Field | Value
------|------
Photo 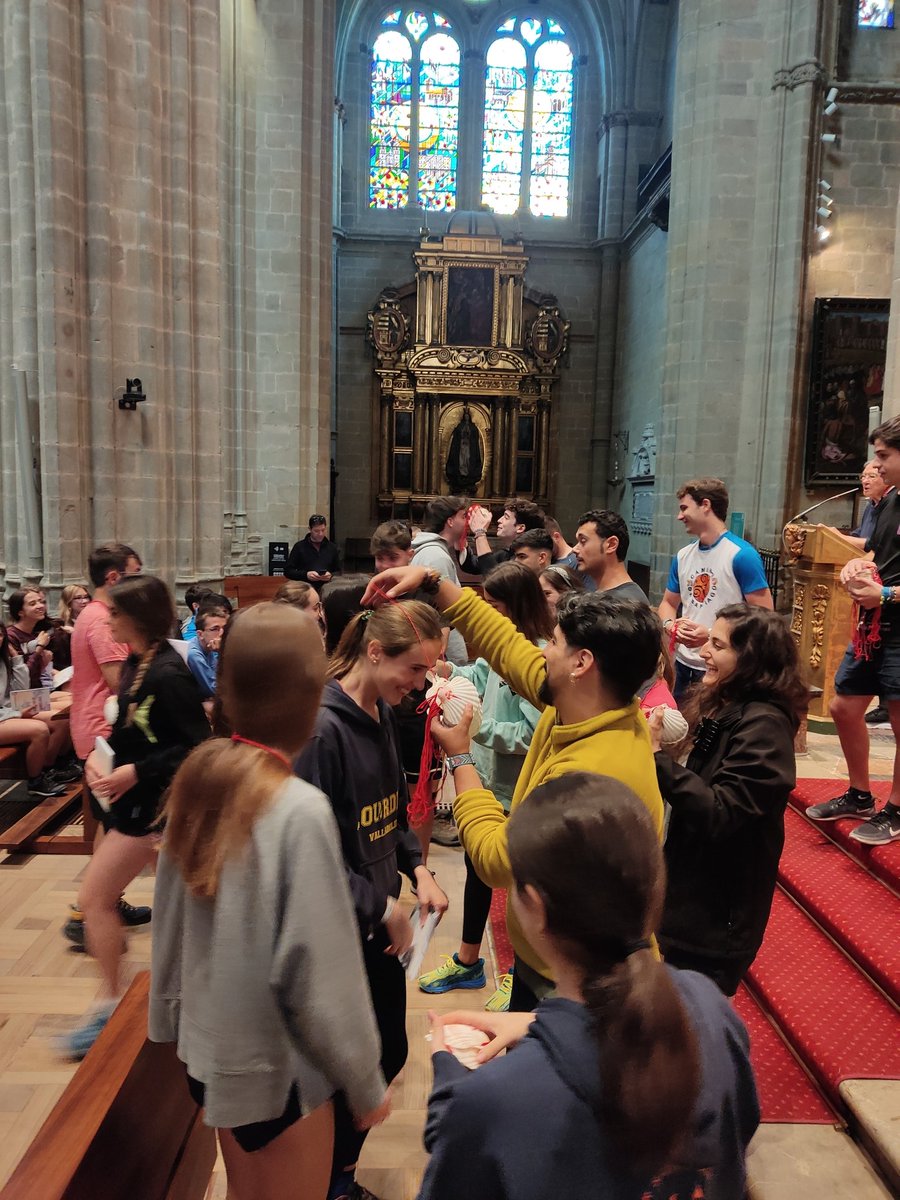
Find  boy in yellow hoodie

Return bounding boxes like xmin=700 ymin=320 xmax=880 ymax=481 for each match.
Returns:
xmin=363 ymin=565 xmax=664 ymax=1011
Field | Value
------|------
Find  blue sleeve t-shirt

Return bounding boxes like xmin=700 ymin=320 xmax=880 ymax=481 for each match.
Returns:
xmin=667 ymin=533 xmax=770 ymax=669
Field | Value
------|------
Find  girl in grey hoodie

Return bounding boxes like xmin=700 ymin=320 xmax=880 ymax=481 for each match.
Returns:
xmin=151 ymin=604 xmax=390 ymax=1200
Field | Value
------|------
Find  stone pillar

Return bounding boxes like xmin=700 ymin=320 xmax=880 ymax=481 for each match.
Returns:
xmin=653 ymin=0 xmax=824 ymax=592
xmin=0 ymin=0 xmax=225 ymax=589
xmin=220 ymin=0 xmax=335 ymax=569
xmin=884 ymin=188 xmax=900 ymax=418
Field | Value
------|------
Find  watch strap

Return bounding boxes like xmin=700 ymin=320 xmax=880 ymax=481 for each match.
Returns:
xmin=445 ymin=752 xmax=476 ymax=771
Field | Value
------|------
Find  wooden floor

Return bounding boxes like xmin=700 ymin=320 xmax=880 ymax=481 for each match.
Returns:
xmin=0 ymin=833 xmax=489 ymax=1200
xmin=0 ymin=729 xmax=893 ymax=1199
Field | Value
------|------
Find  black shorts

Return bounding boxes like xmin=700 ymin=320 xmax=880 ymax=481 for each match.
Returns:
xmin=88 ymin=790 xmax=160 ymax=839
xmin=186 ymin=1074 xmax=302 ymax=1153
xmin=834 ymin=626 xmax=900 ymax=701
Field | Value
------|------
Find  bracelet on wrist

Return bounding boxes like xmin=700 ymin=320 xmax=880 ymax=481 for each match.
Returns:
xmin=445 ymin=752 xmax=476 ymax=771
xmin=882 ymin=586 xmax=894 ymax=606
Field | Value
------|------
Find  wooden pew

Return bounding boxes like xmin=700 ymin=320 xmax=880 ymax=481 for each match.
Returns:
xmin=222 ymin=575 xmax=285 ymax=608
xmin=0 ymin=972 xmax=215 ymax=1200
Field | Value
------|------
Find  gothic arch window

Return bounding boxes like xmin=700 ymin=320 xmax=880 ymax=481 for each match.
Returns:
xmin=482 ymin=16 xmax=574 ymax=218
xmin=369 ymin=9 xmax=460 ymax=211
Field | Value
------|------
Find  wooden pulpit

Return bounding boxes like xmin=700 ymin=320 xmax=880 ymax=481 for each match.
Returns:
xmin=786 ymin=524 xmax=857 ymax=721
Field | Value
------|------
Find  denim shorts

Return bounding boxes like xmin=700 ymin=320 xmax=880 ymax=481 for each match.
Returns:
xmin=834 ymin=625 xmax=900 ymax=700
xmin=186 ymin=1074 xmax=302 ymax=1152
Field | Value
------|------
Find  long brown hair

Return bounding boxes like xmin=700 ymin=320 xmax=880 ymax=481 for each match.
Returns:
xmin=328 ymin=600 xmax=443 ymax=680
xmin=163 ymin=603 xmax=327 ymax=897
xmin=507 ymin=772 xmax=700 ymax=1178
xmin=109 ymin=575 xmax=177 ymax=726
xmin=682 ymin=603 xmax=807 ymax=735
xmin=483 ymin=561 xmax=553 ymax=644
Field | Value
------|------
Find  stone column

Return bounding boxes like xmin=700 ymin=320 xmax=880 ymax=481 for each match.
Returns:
xmin=884 ymin=188 xmax=900 ymax=418
xmin=221 ymin=0 xmax=335 ymax=568
xmin=0 ymin=0 xmax=225 ymax=589
xmin=653 ymin=0 xmax=824 ymax=592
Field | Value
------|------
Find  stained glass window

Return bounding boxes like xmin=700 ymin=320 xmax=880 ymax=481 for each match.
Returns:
xmin=858 ymin=0 xmax=894 ymax=25
xmin=370 ymin=10 xmax=459 ymax=210
xmin=481 ymin=16 xmax=574 ymax=219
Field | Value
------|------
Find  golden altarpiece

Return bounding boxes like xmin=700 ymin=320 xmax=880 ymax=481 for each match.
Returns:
xmin=366 ymin=222 xmax=569 ymax=523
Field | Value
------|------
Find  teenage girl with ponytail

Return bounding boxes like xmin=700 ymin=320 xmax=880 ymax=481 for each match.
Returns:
xmin=419 ymin=772 xmax=759 ymax=1200
xmin=63 ymin=575 xmax=210 ymax=1057
xmin=151 ymin=603 xmax=389 ymax=1200
xmin=419 ymin=562 xmax=551 ymax=1008
xmin=295 ymin=601 xmax=450 ymax=1200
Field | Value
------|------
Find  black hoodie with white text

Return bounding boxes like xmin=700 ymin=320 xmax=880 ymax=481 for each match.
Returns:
xmin=295 ymin=678 xmax=424 ymax=935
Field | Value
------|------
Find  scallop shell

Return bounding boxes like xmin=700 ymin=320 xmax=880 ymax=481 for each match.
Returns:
xmin=659 ymin=706 xmax=689 ymax=745
xmin=425 ymin=673 xmax=483 ymax=741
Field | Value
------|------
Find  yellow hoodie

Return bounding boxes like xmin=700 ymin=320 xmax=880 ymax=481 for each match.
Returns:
xmin=443 ymin=588 xmax=664 ymax=979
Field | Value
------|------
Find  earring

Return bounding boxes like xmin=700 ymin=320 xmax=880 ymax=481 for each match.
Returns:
xmin=569 ymin=671 xmax=577 ymax=683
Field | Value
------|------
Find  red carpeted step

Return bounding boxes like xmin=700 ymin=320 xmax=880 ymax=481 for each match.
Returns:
xmin=746 ymin=888 xmax=900 ymax=1114
xmin=779 ymin=806 xmax=900 ymax=1006
xmin=789 ymin=781 xmax=900 ymax=895
xmin=732 ymin=986 xmax=836 ymax=1124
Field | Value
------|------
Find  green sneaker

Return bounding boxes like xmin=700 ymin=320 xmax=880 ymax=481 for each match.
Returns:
xmin=419 ymin=954 xmax=486 ymax=994
xmin=485 ymin=972 xmax=513 ymax=1012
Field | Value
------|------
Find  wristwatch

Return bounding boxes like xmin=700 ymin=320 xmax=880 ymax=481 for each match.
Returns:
xmin=445 ymin=752 xmax=476 ymax=771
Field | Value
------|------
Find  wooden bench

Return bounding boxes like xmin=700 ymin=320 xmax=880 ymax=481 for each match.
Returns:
xmin=0 ymin=972 xmax=215 ymax=1200
xmin=223 ymin=575 xmax=285 ymax=608
xmin=0 ymin=745 xmax=24 ymax=779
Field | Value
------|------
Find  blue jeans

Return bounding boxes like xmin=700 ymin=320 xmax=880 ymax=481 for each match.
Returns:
xmin=674 ymin=660 xmax=706 ymax=704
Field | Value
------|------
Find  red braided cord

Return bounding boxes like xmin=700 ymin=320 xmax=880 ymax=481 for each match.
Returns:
xmin=851 ymin=569 xmax=883 ymax=662
xmin=408 ymin=693 xmax=443 ymax=828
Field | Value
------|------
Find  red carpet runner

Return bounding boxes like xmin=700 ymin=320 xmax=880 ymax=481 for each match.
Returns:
xmin=486 ymin=784 xmax=900 ymax=1124
xmin=789 ymin=779 xmax=900 ymax=895
xmin=732 ymin=987 xmax=834 ymax=1123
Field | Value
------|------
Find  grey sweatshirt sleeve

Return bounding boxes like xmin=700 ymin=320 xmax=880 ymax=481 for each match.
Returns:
xmin=271 ymin=792 xmax=386 ymax=1119
xmin=148 ymin=850 xmax=185 ymax=1044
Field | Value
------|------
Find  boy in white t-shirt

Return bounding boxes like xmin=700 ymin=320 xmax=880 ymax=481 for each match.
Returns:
xmin=658 ymin=478 xmax=773 ymax=701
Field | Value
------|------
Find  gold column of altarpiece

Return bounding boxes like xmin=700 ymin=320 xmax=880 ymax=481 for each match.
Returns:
xmin=366 ymin=227 xmax=569 ymax=523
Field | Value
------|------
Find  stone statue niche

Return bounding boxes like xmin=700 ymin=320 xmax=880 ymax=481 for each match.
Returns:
xmin=445 ymin=403 xmax=485 ymax=492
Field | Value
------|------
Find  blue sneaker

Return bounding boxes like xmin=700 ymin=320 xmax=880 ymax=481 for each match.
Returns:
xmin=419 ymin=954 xmax=486 ymax=994
xmin=60 ymin=1009 xmax=111 ymax=1060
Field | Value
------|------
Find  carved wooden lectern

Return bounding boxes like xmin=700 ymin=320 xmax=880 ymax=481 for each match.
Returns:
xmin=785 ymin=523 xmax=857 ymax=720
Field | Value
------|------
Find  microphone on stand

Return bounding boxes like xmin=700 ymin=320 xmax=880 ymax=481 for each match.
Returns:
xmin=781 ymin=486 xmax=859 ymax=553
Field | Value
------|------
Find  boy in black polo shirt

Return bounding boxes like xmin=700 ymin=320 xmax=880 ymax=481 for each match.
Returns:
xmin=808 ymin=416 xmax=900 ymax=844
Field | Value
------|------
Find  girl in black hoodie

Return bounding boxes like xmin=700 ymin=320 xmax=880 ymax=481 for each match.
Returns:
xmin=650 ymin=603 xmax=807 ymax=995
xmin=296 ymin=600 xmax=450 ymax=1200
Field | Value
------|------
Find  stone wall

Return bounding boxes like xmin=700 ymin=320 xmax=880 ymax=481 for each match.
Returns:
xmin=797 ymin=96 xmax=900 ymax=527
xmin=610 ymin=225 xmax=669 ymax=570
